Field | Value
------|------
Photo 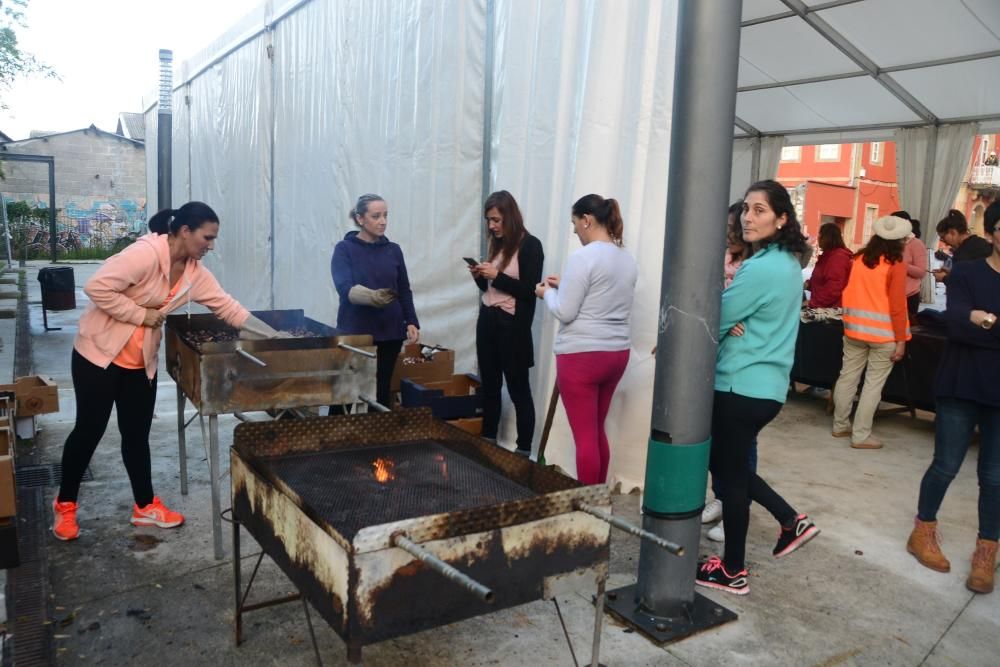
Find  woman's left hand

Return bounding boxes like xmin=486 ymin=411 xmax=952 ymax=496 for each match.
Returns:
xmin=477 ymin=262 xmax=498 ymax=280
xmin=535 ymin=282 xmax=548 ymax=299
xmin=728 ymin=322 xmax=746 ymax=337
xmin=406 ymin=324 xmax=420 ymax=345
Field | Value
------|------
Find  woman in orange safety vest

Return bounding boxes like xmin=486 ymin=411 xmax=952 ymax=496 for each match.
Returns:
xmin=831 ymin=215 xmax=912 ymax=449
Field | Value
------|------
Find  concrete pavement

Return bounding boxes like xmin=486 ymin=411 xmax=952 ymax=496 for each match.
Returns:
xmin=18 ymin=260 xmax=1000 ymax=666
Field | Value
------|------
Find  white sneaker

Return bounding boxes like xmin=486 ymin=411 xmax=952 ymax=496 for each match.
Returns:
xmin=701 ymin=498 xmax=723 ymax=524
xmin=708 ymin=521 xmax=725 ymax=543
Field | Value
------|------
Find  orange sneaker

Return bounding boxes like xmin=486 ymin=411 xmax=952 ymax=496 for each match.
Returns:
xmin=53 ymin=498 xmax=80 ymax=541
xmin=131 ymin=496 xmax=185 ymax=528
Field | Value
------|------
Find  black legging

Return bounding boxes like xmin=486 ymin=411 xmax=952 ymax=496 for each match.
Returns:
xmin=476 ymin=306 xmax=535 ymax=451
xmin=58 ymin=350 xmax=157 ymax=507
xmin=709 ymin=390 xmax=798 ymax=572
xmin=375 ymin=339 xmax=404 ymax=408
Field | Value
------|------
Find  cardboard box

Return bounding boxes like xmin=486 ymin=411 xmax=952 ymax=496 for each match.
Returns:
xmin=401 ymin=374 xmax=482 ymax=420
xmin=446 ymin=417 xmax=483 ymax=436
xmin=0 ymin=376 xmax=59 ymax=417
xmin=0 ymin=455 xmax=15 ymax=518
xmin=390 ymin=344 xmax=455 ymax=392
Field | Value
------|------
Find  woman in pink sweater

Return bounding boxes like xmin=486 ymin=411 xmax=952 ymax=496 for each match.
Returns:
xmin=52 ymin=202 xmax=281 ymax=542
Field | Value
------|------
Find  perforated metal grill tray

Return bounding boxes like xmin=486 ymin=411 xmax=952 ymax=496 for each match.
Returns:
xmin=260 ymin=440 xmax=536 ymax=540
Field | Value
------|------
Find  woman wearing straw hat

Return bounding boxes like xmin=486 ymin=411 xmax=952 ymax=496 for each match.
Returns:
xmin=831 ymin=215 xmax=912 ymax=449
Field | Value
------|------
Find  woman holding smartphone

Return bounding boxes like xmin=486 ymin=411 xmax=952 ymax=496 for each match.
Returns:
xmin=469 ymin=191 xmax=544 ymax=456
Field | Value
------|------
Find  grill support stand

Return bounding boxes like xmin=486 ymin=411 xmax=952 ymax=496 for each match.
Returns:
xmin=176 ymin=384 xmax=226 ymax=559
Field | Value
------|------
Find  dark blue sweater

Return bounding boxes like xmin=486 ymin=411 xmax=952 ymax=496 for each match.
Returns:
xmin=936 ymin=259 xmax=1000 ymax=407
xmin=331 ymin=231 xmax=419 ymax=342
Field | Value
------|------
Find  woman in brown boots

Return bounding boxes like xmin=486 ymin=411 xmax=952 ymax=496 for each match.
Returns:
xmin=908 ymin=201 xmax=1000 ymax=594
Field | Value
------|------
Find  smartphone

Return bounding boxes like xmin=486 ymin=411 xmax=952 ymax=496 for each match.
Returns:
xmin=463 ymin=257 xmax=479 ymax=267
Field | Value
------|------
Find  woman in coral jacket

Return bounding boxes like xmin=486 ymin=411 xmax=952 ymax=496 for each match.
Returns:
xmin=52 ymin=202 xmax=283 ymax=542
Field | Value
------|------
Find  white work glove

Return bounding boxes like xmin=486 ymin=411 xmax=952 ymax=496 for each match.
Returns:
xmin=240 ymin=314 xmax=293 ymax=340
xmin=348 ymin=285 xmax=397 ymax=308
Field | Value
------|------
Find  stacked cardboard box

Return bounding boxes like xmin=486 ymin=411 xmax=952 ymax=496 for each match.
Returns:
xmin=0 ymin=375 xmax=59 ymax=439
xmin=390 ymin=344 xmax=455 ymax=392
xmin=0 ymin=395 xmax=18 ymax=568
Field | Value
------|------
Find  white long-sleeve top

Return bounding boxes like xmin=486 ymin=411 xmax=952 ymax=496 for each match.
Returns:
xmin=543 ymin=241 xmax=637 ymax=355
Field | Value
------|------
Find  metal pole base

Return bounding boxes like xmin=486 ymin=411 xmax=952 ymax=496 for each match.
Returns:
xmin=604 ymin=585 xmax=736 ymax=644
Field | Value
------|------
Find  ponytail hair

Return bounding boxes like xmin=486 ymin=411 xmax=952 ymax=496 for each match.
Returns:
xmin=935 ymin=209 xmax=969 ymax=236
xmin=349 ymin=193 xmax=385 ymax=226
xmin=148 ymin=201 xmax=220 ymax=235
xmin=572 ymin=194 xmax=625 ymax=246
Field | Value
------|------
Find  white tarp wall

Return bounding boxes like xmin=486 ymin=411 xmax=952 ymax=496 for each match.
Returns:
xmin=144 ymin=0 xmax=682 ymax=488
xmin=490 ymin=0 xmax=678 ymax=489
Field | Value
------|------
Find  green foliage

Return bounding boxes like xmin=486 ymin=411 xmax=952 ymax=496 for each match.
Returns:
xmin=0 ymin=0 xmax=56 ymax=112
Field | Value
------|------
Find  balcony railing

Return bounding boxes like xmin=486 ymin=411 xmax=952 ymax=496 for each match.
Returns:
xmin=970 ymin=165 xmax=1000 ymax=188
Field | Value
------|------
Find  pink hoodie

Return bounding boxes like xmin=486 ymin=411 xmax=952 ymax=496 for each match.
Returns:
xmin=74 ymin=233 xmax=250 ymax=379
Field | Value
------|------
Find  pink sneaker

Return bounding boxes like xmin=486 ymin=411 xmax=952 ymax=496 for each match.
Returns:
xmin=130 ymin=496 xmax=184 ymax=528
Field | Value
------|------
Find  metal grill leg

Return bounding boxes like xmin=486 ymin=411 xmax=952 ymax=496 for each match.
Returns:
xmin=209 ymin=414 xmax=224 ymax=560
xmin=177 ymin=385 xmax=188 ymax=495
xmin=233 ymin=512 xmax=243 ymax=646
xmin=590 ymin=571 xmax=607 ymax=667
xmin=302 ymin=598 xmax=323 ymax=667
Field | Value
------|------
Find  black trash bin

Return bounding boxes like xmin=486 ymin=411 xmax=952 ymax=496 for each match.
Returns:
xmin=38 ymin=266 xmax=76 ymax=331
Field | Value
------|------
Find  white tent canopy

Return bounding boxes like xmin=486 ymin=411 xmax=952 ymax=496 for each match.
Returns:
xmin=143 ymin=0 xmax=1000 ymax=491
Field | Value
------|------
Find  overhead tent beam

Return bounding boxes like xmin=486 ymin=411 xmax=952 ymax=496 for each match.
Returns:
xmin=738 ymin=49 xmax=1000 ymax=94
xmin=741 ymin=0 xmax=863 ymax=27
xmin=734 ymin=116 xmax=760 ymax=137
xmin=745 ymin=112 xmax=1000 ymax=141
xmin=779 ymin=0 xmax=936 ymax=124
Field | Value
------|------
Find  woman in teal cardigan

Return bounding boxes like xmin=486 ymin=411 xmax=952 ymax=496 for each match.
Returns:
xmin=696 ymin=180 xmax=820 ymax=596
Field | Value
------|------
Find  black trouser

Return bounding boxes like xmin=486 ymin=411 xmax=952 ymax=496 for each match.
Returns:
xmin=477 ymin=306 xmax=535 ymax=451
xmin=58 ymin=350 xmax=157 ymax=507
xmin=709 ymin=390 xmax=797 ymax=572
xmin=907 ymin=292 xmax=920 ymax=318
xmin=375 ymin=339 xmax=404 ymax=409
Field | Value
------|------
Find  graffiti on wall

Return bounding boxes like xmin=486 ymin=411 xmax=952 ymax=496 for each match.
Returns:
xmin=1 ymin=194 xmax=147 ymax=258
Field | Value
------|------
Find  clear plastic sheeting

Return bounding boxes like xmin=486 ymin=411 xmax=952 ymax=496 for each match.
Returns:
xmin=489 ymin=0 xmax=678 ymax=488
xmin=270 ymin=0 xmax=485 ymax=344
xmin=185 ymin=36 xmax=273 ymax=310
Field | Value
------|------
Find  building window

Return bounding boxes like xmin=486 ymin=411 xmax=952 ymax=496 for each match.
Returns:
xmin=781 ymin=146 xmax=801 ymax=162
xmin=863 ymin=204 xmax=878 ymax=243
xmin=979 ymin=137 xmax=991 ymax=165
xmin=870 ymin=142 xmax=883 ymax=165
xmin=817 ymin=144 xmax=841 ymax=161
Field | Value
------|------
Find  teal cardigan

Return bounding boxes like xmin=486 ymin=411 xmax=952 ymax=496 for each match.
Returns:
xmin=715 ymin=244 xmax=803 ymax=403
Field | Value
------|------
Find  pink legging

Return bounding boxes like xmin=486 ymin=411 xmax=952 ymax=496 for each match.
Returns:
xmin=556 ymin=350 xmax=630 ymax=485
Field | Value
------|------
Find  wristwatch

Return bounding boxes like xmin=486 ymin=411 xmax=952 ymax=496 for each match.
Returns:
xmin=982 ymin=313 xmax=997 ymax=330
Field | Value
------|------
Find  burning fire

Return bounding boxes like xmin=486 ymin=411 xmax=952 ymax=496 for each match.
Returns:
xmin=372 ymin=457 xmax=396 ymax=483
xmin=434 ymin=453 xmax=448 ymax=481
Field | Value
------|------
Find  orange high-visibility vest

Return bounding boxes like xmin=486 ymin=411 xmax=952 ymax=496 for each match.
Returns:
xmin=841 ymin=256 xmax=911 ymax=343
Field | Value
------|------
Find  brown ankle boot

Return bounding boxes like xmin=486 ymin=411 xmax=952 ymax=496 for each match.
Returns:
xmin=966 ymin=538 xmax=998 ymax=594
xmin=906 ymin=518 xmax=950 ymax=572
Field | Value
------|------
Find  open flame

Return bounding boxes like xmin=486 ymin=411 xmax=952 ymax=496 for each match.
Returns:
xmin=372 ymin=457 xmax=396 ymax=484
xmin=434 ymin=453 xmax=449 ymax=481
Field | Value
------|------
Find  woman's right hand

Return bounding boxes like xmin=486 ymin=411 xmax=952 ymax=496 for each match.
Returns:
xmin=728 ymin=322 xmax=746 ymax=337
xmin=545 ymin=275 xmax=560 ymax=289
xmin=142 ymin=308 xmax=165 ymax=328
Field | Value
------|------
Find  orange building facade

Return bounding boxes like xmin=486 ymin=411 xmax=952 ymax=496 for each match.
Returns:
xmin=956 ymin=133 xmax=999 ymax=237
xmin=776 ymin=141 xmax=902 ymax=249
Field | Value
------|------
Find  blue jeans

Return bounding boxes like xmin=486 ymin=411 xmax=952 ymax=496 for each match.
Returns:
xmin=917 ymin=397 xmax=1000 ymax=540
xmin=711 ymin=438 xmax=758 ymax=500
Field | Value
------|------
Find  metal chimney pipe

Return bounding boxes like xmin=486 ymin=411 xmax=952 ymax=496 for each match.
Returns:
xmin=157 ymin=49 xmax=173 ymax=212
